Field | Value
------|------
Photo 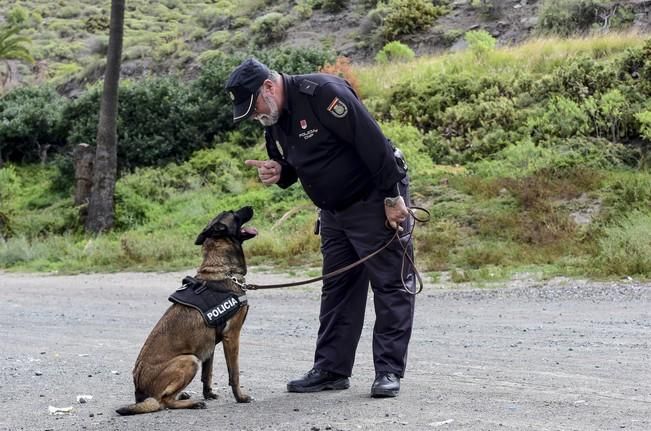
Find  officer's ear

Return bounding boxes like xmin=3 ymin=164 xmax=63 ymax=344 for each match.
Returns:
xmin=260 ymin=79 xmax=274 ymax=95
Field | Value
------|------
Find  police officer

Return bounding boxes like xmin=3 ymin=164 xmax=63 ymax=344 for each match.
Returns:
xmin=225 ymin=58 xmax=416 ymax=398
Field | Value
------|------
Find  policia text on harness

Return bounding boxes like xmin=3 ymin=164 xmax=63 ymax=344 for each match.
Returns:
xmin=169 ymin=276 xmax=248 ymax=328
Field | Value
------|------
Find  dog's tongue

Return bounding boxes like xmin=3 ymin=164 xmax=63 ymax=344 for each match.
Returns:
xmin=241 ymin=226 xmax=258 ymax=236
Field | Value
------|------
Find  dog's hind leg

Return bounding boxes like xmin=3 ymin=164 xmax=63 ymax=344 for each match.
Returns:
xmin=201 ymin=353 xmax=218 ymax=400
xmin=223 ymin=310 xmax=251 ymax=403
xmin=159 ymin=355 xmax=207 ymax=410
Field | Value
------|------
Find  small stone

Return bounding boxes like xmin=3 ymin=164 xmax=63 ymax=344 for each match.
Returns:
xmin=35 ymin=371 xmax=43 ymax=376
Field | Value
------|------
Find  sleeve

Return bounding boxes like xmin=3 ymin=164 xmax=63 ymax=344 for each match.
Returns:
xmin=311 ymin=81 xmax=405 ymax=197
xmin=264 ymin=128 xmax=298 ymax=189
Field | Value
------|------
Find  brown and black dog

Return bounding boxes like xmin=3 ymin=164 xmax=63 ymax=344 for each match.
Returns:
xmin=116 ymin=206 xmax=257 ymax=415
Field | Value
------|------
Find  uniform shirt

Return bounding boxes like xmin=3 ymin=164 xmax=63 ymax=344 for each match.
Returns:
xmin=264 ymin=73 xmax=405 ymax=211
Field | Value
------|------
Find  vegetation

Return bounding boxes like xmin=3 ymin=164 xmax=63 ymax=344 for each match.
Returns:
xmin=0 ymin=0 xmax=649 ymax=281
xmin=375 ymin=41 xmax=415 ymax=64
xmin=1 ymin=33 xmax=650 ymax=280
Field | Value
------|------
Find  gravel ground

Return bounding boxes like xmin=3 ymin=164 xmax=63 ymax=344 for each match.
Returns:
xmin=0 ymin=270 xmax=650 ymax=431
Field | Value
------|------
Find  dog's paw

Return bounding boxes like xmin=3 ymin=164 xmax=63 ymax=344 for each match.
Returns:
xmin=203 ymin=391 xmax=218 ymax=400
xmin=178 ymin=392 xmax=191 ymax=400
xmin=191 ymin=401 xmax=207 ymax=409
xmin=236 ymin=394 xmax=252 ymax=403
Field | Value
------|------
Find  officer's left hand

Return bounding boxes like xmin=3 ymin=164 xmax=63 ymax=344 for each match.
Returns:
xmin=385 ymin=196 xmax=409 ymax=232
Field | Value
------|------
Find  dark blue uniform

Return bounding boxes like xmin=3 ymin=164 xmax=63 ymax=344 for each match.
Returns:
xmin=264 ymin=73 xmax=416 ymax=378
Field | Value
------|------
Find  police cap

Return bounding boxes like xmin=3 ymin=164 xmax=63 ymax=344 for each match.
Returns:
xmin=225 ymin=58 xmax=270 ymax=123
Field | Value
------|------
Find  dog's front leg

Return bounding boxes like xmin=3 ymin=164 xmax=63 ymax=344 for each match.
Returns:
xmin=201 ymin=353 xmax=218 ymax=400
xmin=223 ymin=327 xmax=251 ymax=402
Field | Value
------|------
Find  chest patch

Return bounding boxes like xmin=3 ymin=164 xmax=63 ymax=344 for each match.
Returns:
xmin=169 ymin=276 xmax=247 ymax=328
xmin=327 ymin=97 xmax=348 ymax=118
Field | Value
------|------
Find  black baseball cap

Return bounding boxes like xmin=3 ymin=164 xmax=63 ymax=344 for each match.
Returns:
xmin=225 ymin=58 xmax=271 ymax=123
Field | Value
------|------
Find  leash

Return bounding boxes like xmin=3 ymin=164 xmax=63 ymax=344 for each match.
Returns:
xmin=230 ymin=206 xmax=430 ymax=295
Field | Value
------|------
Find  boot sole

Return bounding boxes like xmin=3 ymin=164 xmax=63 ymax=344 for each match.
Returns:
xmin=371 ymin=388 xmax=399 ymax=398
xmin=287 ymin=378 xmax=350 ymax=393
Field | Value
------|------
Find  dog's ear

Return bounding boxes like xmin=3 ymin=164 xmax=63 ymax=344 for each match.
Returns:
xmin=194 ymin=222 xmax=228 ymax=245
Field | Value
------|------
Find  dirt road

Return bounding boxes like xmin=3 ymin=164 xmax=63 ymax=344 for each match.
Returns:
xmin=0 ymin=270 xmax=649 ymax=430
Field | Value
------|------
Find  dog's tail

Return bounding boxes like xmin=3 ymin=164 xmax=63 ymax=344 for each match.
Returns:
xmin=115 ymin=397 xmax=161 ymax=415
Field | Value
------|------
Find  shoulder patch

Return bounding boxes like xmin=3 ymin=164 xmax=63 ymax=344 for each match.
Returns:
xmin=299 ymin=79 xmax=319 ymax=96
xmin=327 ymin=97 xmax=348 ymax=118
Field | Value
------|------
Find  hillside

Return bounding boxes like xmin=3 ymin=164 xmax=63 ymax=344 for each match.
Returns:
xmin=2 ymin=0 xmax=651 ymax=93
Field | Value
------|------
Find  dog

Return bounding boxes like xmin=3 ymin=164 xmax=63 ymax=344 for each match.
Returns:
xmin=116 ymin=206 xmax=257 ymax=415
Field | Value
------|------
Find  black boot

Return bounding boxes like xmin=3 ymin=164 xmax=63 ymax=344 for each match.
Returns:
xmin=371 ymin=372 xmax=400 ymax=398
xmin=287 ymin=368 xmax=350 ymax=393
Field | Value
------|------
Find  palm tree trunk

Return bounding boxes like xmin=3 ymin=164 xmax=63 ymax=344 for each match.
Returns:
xmin=85 ymin=0 xmax=125 ymax=233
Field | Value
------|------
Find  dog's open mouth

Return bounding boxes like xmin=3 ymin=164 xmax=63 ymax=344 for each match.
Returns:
xmin=240 ymin=226 xmax=258 ymax=241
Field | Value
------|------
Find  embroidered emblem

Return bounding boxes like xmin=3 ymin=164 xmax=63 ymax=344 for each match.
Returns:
xmin=327 ymin=97 xmax=348 ymax=118
xmin=229 ymin=91 xmax=235 ymax=101
xmin=300 ymin=119 xmax=307 ymax=129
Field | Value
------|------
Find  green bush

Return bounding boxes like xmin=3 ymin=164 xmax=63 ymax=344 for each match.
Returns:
xmin=293 ymin=0 xmax=314 ymax=19
xmin=527 ymin=96 xmax=590 ymax=141
xmin=593 ymin=211 xmax=651 ymax=277
xmin=465 ymin=30 xmax=496 ymax=58
xmin=533 ymin=56 xmax=617 ymax=102
xmin=380 ymin=121 xmax=434 ymax=194
xmin=601 ymin=171 xmax=651 ymax=215
xmin=61 ymin=78 xmax=205 ymax=170
xmin=382 ymin=0 xmax=446 ymax=40
xmin=375 ymin=41 xmax=415 ymax=64
xmin=323 ymin=0 xmax=347 ymax=13
xmin=537 ymin=0 xmax=607 ymax=36
xmin=251 ymin=12 xmax=291 ymax=46
xmin=7 ymin=5 xmax=30 ymax=26
xmin=0 ymin=86 xmax=66 ymax=164
xmin=469 ymin=138 xmax=627 ymax=178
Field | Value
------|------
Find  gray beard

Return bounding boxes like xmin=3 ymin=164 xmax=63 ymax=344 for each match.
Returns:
xmin=257 ymin=94 xmax=280 ymax=126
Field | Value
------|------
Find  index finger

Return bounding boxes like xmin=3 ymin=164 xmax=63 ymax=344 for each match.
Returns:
xmin=245 ymin=159 xmax=265 ymax=168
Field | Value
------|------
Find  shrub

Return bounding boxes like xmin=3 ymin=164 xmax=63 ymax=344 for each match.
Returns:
xmin=470 ymin=0 xmax=503 ymax=17
xmin=537 ymin=0 xmax=607 ymax=36
xmin=380 ymin=121 xmax=435 ymax=194
xmin=375 ymin=41 xmax=415 ymax=64
xmin=259 ymin=47 xmax=335 ymax=74
xmin=292 ymin=0 xmax=314 ymax=19
xmin=382 ymin=0 xmax=445 ymax=40
xmin=0 ymin=86 xmax=66 ymax=164
xmin=593 ymin=211 xmax=651 ymax=277
xmin=535 ymin=56 xmax=617 ymax=101
xmin=84 ymin=15 xmax=109 ymax=33
xmin=583 ymin=88 xmax=633 ymax=142
xmin=251 ymin=12 xmax=291 ymax=46
xmin=323 ymin=0 xmax=346 ymax=13
xmin=601 ymin=171 xmax=651 ymax=215
xmin=527 ymin=96 xmax=590 ymax=141
xmin=7 ymin=5 xmax=29 ymax=26
xmin=465 ymin=29 xmax=496 ymax=58
xmin=321 ymin=56 xmax=361 ymax=95
xmin=61 ymin=78 xmax=205 ymax=170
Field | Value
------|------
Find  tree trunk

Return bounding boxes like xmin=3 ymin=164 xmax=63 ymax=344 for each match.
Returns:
xmin=85 ymin=0 xmax=125 ymax=234
xmin=73 ymin=143 xmax=95 ymax=204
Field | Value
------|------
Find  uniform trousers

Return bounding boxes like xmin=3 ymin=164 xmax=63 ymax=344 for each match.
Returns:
xmin=313 ymin=178 xmax=416 ymax=377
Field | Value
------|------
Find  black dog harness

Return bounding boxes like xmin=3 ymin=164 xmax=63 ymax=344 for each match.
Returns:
xmin=169 ymin=276 xmax=248 ymax=328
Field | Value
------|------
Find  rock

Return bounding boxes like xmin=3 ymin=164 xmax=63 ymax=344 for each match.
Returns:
xmin=77 ymin=394 xmax=93 ymax=403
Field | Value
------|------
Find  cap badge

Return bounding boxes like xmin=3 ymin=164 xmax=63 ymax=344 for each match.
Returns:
xmin=229 ymin=91 xmax=235 ymax=101
xmin=327 ymin=97 xmax=348 ymax=118
xmin=300 ymin=119 xmax=307 ymax=129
